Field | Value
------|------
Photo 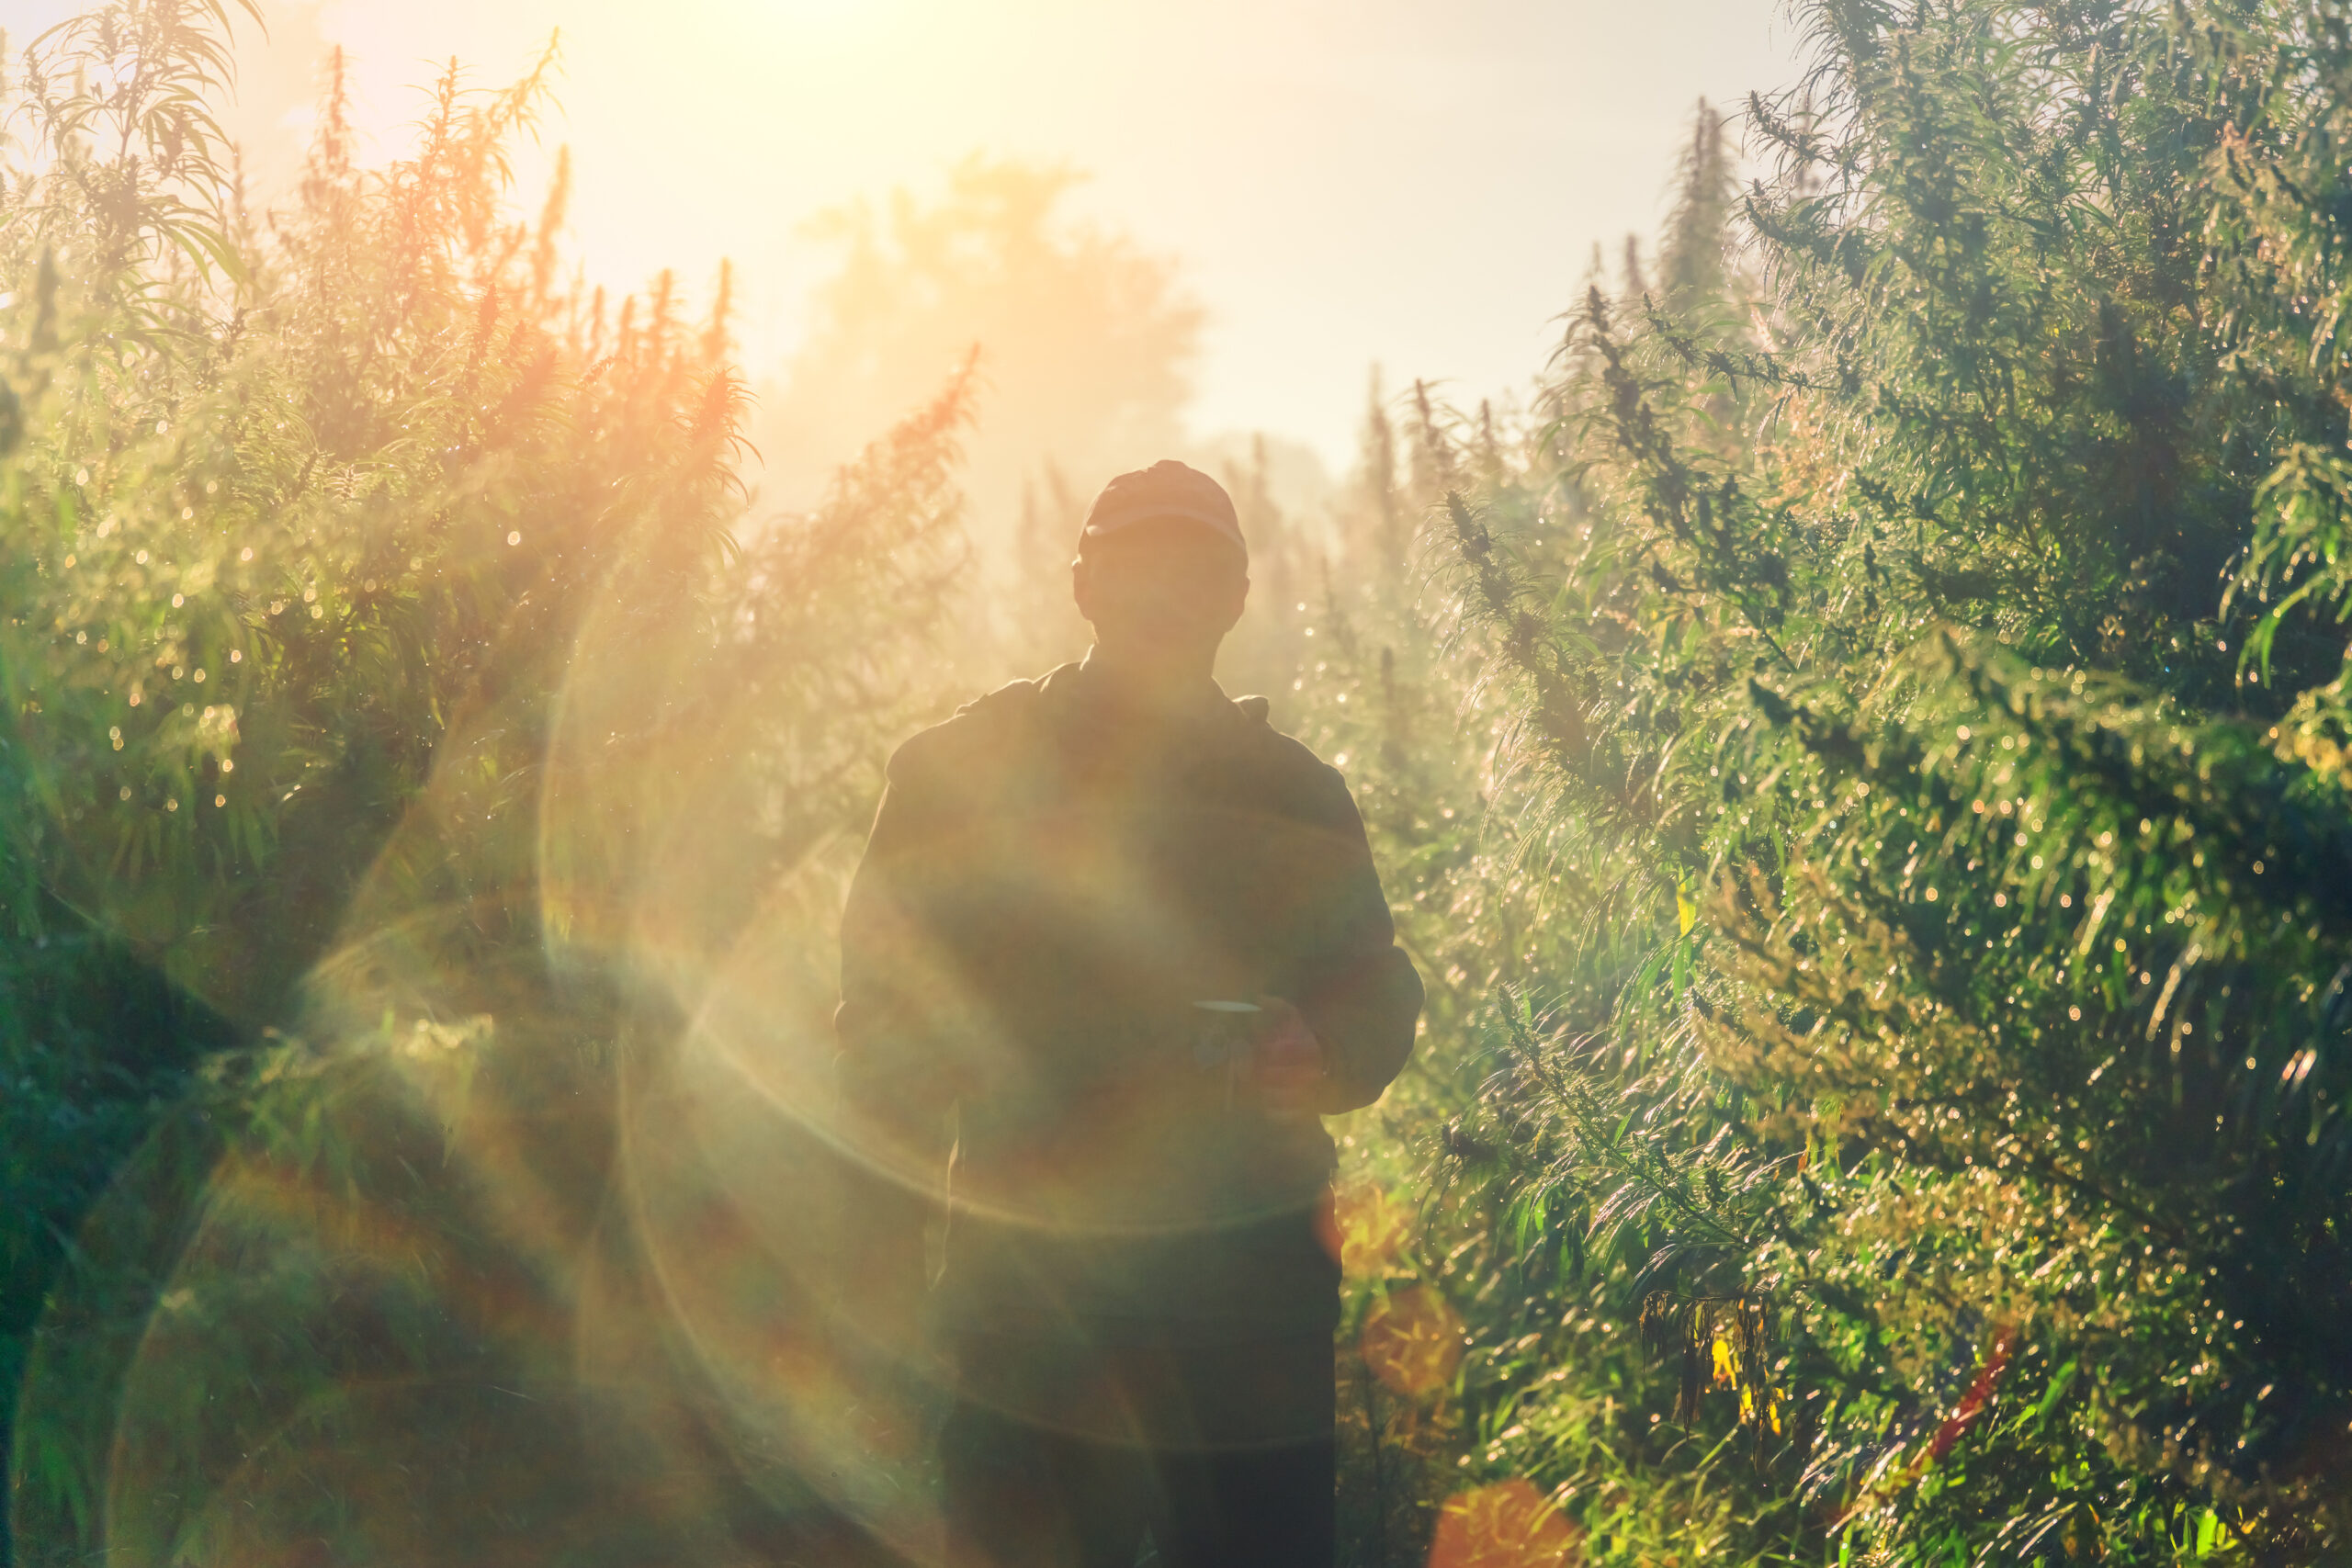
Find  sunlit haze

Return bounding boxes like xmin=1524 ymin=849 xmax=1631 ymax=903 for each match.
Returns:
xmin=9 ymin=0 xmax=1804 ymax=481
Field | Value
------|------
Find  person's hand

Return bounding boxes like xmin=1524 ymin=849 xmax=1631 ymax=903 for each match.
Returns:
xmin=1247 ymin=997 xmax=1327 ymax=1118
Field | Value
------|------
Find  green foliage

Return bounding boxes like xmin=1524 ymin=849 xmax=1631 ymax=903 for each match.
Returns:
xmin=1368 ymin=2 xmax=2352 ymax=1562
xmin=0 ymin=5 xmax=969 ymax=1562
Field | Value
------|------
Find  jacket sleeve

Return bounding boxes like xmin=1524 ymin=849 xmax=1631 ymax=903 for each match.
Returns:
xmin=1291 ymin=768 xmax=1425 ymax=1114
xmin=831 ymin=736 xmax=968 ymax=1341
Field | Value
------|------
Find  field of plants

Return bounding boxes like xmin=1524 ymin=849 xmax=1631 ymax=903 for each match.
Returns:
xmin=7 ymin=0 xmax=2352 ymax=1563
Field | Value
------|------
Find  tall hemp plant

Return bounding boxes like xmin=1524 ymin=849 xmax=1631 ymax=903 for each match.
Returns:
xmin=1 ymin=4 xmax=972 ymax=1563
xmin=1407 ymin=2 xmax=2352 ymax=1563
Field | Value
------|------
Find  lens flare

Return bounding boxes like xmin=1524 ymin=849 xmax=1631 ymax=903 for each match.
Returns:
xmin=1359 ymin=1285 xmax=1464 ymax=1401
xmin=1430 ymin=1478 xmax=1584 ymax=1568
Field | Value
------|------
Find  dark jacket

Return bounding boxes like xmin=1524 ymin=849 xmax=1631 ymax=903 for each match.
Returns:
xmin=833 ymin=658 xmax=1422 ymax=1343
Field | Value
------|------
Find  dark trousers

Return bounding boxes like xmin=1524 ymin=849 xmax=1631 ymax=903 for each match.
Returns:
xmin=939 ymin=1332 xmax=1335 ymax=1568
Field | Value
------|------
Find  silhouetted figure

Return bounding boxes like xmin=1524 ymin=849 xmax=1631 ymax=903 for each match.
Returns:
xmin=834 ymin=460 xmax=1422 ymax=1568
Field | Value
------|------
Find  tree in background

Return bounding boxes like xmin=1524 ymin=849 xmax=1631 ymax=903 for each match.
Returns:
xmin=756 ymin=152 xmax=1371 ymax=705
xmin=753 ymin=156 xmax=1200 ymax=539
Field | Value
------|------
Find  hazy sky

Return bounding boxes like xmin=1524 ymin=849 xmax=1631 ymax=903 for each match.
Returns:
xmin=8 ymin=0 xmax=1809 ymax=467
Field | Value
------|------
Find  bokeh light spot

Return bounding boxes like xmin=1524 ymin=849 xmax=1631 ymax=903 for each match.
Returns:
xmin=1361 ymin=1285 xmax=1464 ymax=1398
xmin=1430 ymin=1478 xmax=1583 ymax=1568
xmin=1335 ymin=1179 xmax=1413 ymax=1279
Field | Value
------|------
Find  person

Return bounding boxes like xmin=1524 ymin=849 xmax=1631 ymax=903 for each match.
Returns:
xmin=832 ymin=459 xmax=1423 ymax=1568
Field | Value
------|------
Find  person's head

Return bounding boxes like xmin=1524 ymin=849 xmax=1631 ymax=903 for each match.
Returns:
xmin=1071 ymin=460 xmax=1249 ymax=668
